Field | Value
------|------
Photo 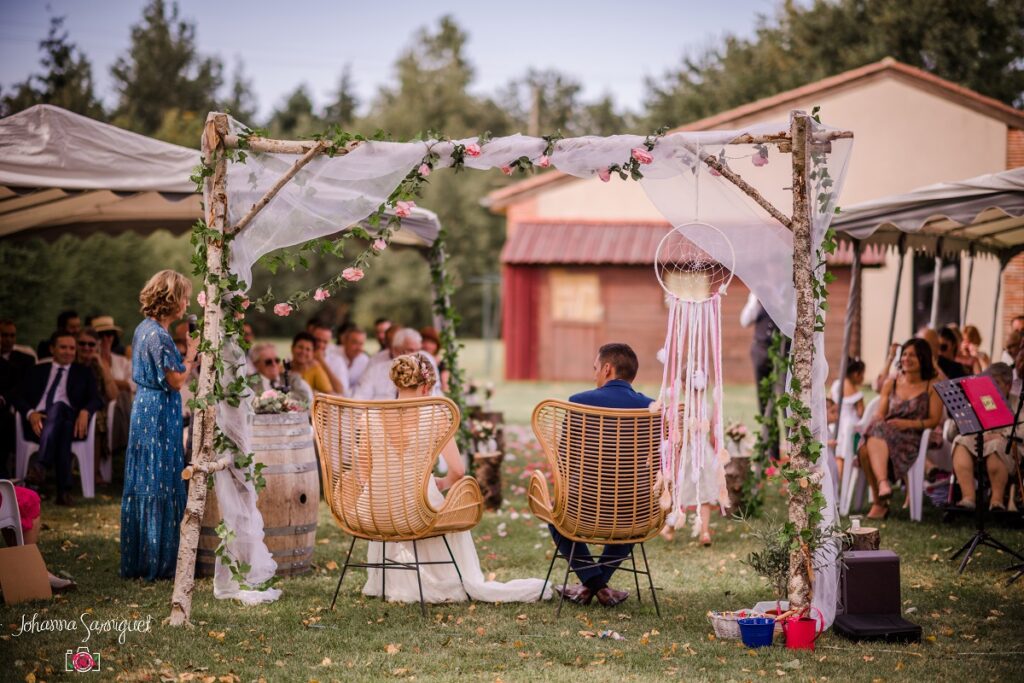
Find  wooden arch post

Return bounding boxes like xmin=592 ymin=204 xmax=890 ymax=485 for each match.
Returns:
xmin=169 ymin=112 xmax=229 ymax=626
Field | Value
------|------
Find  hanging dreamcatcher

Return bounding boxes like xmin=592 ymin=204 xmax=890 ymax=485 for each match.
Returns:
xmin=653 ymin=218 xmax=734 ymax=530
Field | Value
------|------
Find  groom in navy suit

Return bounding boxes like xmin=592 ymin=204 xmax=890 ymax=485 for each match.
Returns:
xmin=551 ymin=343 xmax=653 ymax=608
xmin=16 ymin=331 xmax=102 ymax=505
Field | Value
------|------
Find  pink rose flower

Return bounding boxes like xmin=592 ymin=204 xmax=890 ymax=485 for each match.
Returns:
xmin=631 ymin=147 xmax=654 ymax=165
xmin=465 ymin=143 xmax=482 ymax=157
xmin=233 ymin=311 xmax=244 ymax=320
xmin=313 ymin=288 xmax=330 ymax=302
xmin=709 ymin=166 xmax=722 ymax=177
xmin=765 ymin=465 xmax=778 ymax=477
xmin=597 ymin=167 xmax=611 ymax=182
xmin=342 ymin=267 xmax=364 ymax=282
xmin=752 ymin=150 xmax=769 ymax=167
xmin=373 ymin=238 xmax=388 ymax=251
xmin=273 ymin=303 xmax=293 ymax=317
xmin=501 ymin=165 xmax=513 ymax=176
xmin=394 ymin=200 xmax=416 ymax=218
xmin=537 ymin=155 xmax=551 ymax=168
xmin=197 ymin=291 xmax=207 ymax=307
xmin=418 ymin=163 xmax=431 ymax=177
xmin=239 ymin=297 xmax=250 ymax=310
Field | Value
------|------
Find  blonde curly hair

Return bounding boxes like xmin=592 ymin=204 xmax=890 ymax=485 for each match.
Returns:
xmin=389 ymin=353 xmax=437 ymax=390
xmin=139 ymin=270 xmax=192 ymax=320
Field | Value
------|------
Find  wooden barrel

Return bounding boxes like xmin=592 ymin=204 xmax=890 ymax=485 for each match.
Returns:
xmin=197 ymin=411 xmax=319 ymax=577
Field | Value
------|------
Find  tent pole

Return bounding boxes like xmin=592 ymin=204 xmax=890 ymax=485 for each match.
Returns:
xmin=830 ymin=240 xmax=861 ymax=455
xmin=929 ymin=245 xmax=943 ymax=329
xmin=961 ymin=247 xmax=975 ymax=327
xmin=990 ymin=258 xmax=1005 ymax=358
xmin=885 ymin=236 xmax=907 ymax=350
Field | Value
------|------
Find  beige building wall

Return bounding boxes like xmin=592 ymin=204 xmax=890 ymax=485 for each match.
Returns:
xmin=521 ymin=72 xmax=1010 ymax=377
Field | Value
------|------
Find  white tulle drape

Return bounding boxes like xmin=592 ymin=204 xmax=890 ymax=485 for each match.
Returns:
xmin=211 ymin=115 xmax=852 ymax=620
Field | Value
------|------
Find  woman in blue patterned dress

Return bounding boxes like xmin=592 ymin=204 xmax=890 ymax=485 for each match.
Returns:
xmin=120 ymin=270 xmax=199 ymax=580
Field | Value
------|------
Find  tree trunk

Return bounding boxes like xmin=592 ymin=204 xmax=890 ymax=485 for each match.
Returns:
xmin=848 ymin=527 xmax=881 ymax=552
xmin=786 ymin=112 xmax=816 ymax=613
xmin=168 ymin=112 xmax=229 ymax=627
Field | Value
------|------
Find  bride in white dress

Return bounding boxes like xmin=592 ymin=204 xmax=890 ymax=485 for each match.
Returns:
xmin=361 ymin=354 xmax=551 ymax=604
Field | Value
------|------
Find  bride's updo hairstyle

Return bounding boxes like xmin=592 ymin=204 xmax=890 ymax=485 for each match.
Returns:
xmin=390 ymin=353 xmax=437 ymax=390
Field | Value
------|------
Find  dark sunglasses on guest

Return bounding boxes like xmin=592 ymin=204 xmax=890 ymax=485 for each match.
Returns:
xmin=262 ymin=358 xmax=282 ymax=367
xmin=77 ymin=340 xmax=97 ymax=348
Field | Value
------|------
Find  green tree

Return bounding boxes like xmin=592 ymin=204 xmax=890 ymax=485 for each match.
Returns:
xmin=222 ymin=59 xmax=259 ymax=124
xmin=267 ymin=84 xmax=321 ymax=138
xmin=644 ymin=0 xmax=1024 ymax=128
xmin=500 ymin=68 xmax=581 ymax=135
xmin=0 ymin=16 xmax=103 ymax=117
xmin=110 ymin=0 xmax=222 ymax=137
xmin=323 ymin=64 xmax=359 ymax=128
xmin=354 ymin=16 xmax=513 ymax=336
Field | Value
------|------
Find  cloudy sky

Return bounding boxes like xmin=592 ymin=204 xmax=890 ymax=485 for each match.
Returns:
xmin=1 ymin=0 xmax=776 ymax=120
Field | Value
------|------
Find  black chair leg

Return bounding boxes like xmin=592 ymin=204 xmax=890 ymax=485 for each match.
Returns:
xmin=380 ymin=540 xmax=387 ymax=602
xmin=412 ymin=540 xmax=427 ymax=617
xmin=630 ymin=548 xmax=642 ymax=602
xmin=556 ymin=543 xmax=576 ymax=618
xmin=640 ymin=543 xmax=660 ymax=617
xmin=540 ymin=542 xmax=558 ymax=601
xmin=441 ymin=535 xmax=471 ymax=602
xmin=330 ymin=536 xmax=357 ymax=610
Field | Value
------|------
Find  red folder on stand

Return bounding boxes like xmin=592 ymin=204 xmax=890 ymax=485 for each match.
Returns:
xmin=959 ymin=376 xmax=1014 ymax=431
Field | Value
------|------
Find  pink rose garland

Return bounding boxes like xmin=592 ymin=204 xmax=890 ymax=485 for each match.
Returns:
xmin=343 ymin=267 xmax=364 ymax=282
xmin=273 ymin=303 xmax=293 ymax=317
xmin=631 ymin=147 xmax=653 ymax=165
xmin=394 ymin=200 xmax=416 ymax=218
xmin=313 ymin=288 xmax=330 ymax=302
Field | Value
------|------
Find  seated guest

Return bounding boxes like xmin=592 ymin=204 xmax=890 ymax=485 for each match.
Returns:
xmin=16 ymin=331 xmax=103 ymax=505
xmin=553 ymin=343 xmax=653 ymax=608
xmin=341 ymin=326 xmax=369 ymax=389
xmin=94 ymin=316 xmax=135 ymax=458
xmin=1 ymin=319 xmax=36 ymax=476
xmin=420 ymin=326 xmax=450 ymax=393
xmin=309 ymin=321 xmax=349 ymax=395
xmin=248 ymin=342 xmax=312 ymax=403
xmin=958 ymin=324 xmax=990 ymax=374
xmin=952 ymin=363 xmax=1018 ymax=510
xmin=76 ymin=328 xmax=118 ymax=482
xmin=0 ymin=484 xmax=76 ymax=592
xmin=936 ymin=327 xmax=967 ymax=379
xmin=1002 ymin=329 xmax=1022 ymax=396
xmin=830 ymin=358 xmax=865 ymax=479
xmin=36 ymin=310 xmax=82 ymax=360
xmin=355 ymin=328 xmax=439 ymax=400
xmin=374 ymin=317 xmax=393 ymax=353
xmin=858 ymin=338 xmax=942 ymax=520
xmin=289 ymin=332 xmax=333 ymax=395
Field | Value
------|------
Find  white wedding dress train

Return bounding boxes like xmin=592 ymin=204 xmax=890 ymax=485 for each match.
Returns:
xmin=361 ymin=480 xmax=552 ymax=603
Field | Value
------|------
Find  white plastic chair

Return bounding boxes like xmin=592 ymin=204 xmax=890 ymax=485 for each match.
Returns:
xmin=14 ymin=411 xmax=98 ymax=498
xmin=840 ymin=396 xmax=880 ymax=516
xmin=0 ymin=479 xmax=25 ymax=546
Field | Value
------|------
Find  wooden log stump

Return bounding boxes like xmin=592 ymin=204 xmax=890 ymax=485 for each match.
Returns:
xmin=848 ymin=526 xmax=881 ymax=552
xmin=469 ymin=410 xmax=504 ymax=510
xmin=723 ymin=455 xmax=750 ymax=515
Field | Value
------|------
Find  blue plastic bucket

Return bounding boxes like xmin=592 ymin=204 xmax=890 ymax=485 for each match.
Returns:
xmin=738 ymin=617 xmax=775 ymax=648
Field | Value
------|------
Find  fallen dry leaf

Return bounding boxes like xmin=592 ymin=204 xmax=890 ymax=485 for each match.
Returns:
xmin=385 ymin=644 xmax=401 ymax=655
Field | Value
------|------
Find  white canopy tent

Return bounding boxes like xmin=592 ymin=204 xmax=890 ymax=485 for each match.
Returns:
xmin=0 ymin=105 xmax=441 ymax=245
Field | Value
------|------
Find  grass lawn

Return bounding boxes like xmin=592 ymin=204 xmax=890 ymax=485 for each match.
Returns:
xmin=5 ymin=419 xmax=1024 ymax=682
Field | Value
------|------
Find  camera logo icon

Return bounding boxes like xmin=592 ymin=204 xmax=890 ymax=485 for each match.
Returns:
xmin=66 ymin=646 xmax=101 ymax=673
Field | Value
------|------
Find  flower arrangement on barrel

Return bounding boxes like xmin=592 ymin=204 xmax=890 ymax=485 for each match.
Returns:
xmin=252 ymin=389 xmax=308 ymax=414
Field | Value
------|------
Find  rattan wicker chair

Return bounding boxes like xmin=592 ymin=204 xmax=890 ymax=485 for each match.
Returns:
xmin=311 ymin=394 xmax=483 ymax=614
xmin=529 ymin=399 xmax=666 ymax=616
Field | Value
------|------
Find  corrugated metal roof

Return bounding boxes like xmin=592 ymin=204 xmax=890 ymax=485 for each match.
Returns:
xmin=501 ymin=221 xmax=884 ymax=266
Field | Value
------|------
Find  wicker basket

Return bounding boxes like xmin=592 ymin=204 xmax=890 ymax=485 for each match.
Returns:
xmin=708 ymin=610 xmax=763 ymax=639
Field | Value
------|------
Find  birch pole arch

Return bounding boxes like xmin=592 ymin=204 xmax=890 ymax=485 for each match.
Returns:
xmin=169 ymin=111 xmax=853 ymax=626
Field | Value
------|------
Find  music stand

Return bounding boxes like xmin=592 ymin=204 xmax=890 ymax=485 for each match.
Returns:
xmin=933 ymin=377 xmax=1024 ymax=574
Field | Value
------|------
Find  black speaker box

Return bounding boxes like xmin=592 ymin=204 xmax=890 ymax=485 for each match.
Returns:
xmin=840 ymin=550 xmax=901 ymax=615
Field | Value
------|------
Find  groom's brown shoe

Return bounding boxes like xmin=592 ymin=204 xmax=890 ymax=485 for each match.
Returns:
xmin=595 ymin=587 xmax=629 ymax=607
xmin=554 ymin=584 xmax=593 ymax=605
